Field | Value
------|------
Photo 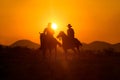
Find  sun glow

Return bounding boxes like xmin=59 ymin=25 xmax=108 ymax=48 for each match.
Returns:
xmin=52 ymin=23 xmax=57 ymax=30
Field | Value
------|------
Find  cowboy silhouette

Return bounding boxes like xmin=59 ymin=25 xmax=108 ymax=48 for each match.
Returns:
xmin=40 ymin=23 xmax=61 ymax=57
xmin=43 ymin=22 xmax=55 ymax=38
xmin=43 ymin=22 xmax=59 ymax=46
xmin=67 ymin=24 xmax=75 ymax=39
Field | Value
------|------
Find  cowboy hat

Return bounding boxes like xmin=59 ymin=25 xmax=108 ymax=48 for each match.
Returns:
xmin=67 ymin=24 xmax=72 ymax=27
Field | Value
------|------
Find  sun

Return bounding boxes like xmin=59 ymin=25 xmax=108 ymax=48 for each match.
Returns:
xmin=52 ymin=23 xmax=57 ymax=30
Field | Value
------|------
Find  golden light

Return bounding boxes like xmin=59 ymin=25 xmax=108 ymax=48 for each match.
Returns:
xmin=52 ymin=23 xmax=57 ymax=30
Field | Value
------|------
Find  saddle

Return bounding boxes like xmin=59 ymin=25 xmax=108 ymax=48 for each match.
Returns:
xmin=68 ymin=37 xmax=79 ymax=45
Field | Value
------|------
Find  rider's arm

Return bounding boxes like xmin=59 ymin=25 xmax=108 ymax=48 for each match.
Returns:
xmin=67 ymin=29 xmax=69 ymax=35
xmin=71 ymin=28 xmax=75 ymax=34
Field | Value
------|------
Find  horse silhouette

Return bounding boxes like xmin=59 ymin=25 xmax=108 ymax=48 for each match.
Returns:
xmin=57 ymin=31 xmax=82 ymax=53
xmin=39 ymin=32 xmax=61 ymax=59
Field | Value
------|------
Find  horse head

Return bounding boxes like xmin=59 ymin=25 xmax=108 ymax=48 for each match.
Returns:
xmin=39 ymin=33 xmax=46 ymax=43
xmin=57 ymin=31 xmax=66 ymax=39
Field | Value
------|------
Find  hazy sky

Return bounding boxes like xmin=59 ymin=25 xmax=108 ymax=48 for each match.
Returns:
xmin=0 ymin=0 xmax=120 ymax=45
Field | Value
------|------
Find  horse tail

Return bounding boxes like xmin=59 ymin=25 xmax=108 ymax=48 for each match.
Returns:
xmin=78 ymin=40 xmax=82 ymax=46
xmin=75 ymin=38 xmax=82 ymax=46
xmin=52 ymin=38 xmax=61 ymax=47
xmin=54 ymin=38 xmax=61 ymax=47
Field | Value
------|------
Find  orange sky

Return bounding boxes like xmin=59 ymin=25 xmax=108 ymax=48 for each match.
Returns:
xmin=0 ymin=0 xmax=120 ymax=45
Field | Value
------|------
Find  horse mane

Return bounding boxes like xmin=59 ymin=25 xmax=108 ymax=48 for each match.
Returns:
xmin=60 ymin=31 xmax=67 ymax=37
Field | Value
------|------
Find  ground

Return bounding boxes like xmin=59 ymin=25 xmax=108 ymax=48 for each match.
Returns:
xmin=0 ymin=47 xmax=120 ymax=80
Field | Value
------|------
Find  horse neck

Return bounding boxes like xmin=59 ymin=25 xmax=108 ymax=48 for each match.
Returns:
xmin=61 ymin=34 xmax=68 ymax=43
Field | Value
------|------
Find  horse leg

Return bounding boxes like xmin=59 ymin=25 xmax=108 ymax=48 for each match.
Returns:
xmin=48 ymin=49 xmax=52 ymax=61
xmin=42 ymin=49 xmax=46 ymax=60
xmin=54 ymin=47 xmax=57 ymax=61
xmin=64 ymin=48 xmax=68 ymax=60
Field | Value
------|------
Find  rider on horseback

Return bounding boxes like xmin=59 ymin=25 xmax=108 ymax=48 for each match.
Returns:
xmin=43 ymin=23 xmax=61 ymax=47
xmin=67 ymin=24 xmax=75 ymax=39
xmin=43 ymin=22 xmax=55 ymax=45
xmin=43 ymin=22 xmax=54 ymax=38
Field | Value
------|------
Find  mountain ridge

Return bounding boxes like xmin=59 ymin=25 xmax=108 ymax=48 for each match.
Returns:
xmin=10 ymin=40 xmax=40 ymax=49
xmin=9 ymin=39 xmax=120 ymax=52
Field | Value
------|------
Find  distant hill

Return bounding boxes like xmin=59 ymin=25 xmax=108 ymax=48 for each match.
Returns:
xmin=10 ymin=40 xmax=40 ymax=49
xmin=82 ymin=41 xmax=112 ymax=51
xmin=82 ymin=41 xmax=120 ymax=52
xmin=112 ymin=43 xmax=120 ymax=52
xmin=10 ymin=40 xmax=120 ymax=52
